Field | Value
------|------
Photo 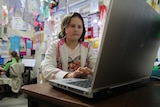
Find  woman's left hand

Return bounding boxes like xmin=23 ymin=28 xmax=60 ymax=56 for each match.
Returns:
xmin=64 ymin=67 xmax=93 ymax=78
xmin=78 ymin=67 xmax=93 ymax=76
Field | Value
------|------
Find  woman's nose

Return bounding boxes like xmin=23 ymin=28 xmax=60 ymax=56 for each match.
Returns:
xmin=74 ymin=26 xmax=79 ymax=31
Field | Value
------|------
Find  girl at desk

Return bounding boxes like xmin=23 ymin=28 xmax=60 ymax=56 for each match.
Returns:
xmin=0 ymin=51 xmax=21 ymax=77
xmin=41 ymin=12 xmax=97 ymax=81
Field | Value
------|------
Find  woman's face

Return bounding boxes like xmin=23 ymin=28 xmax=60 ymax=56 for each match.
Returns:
xmin=65 ymin=16 xmax=83 ymax=42
xmin=10 ymin=54 xmax=12 ymax=59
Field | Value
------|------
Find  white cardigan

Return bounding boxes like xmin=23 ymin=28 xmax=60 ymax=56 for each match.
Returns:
xmin=41 ymin=39 xmax=97 ymax=81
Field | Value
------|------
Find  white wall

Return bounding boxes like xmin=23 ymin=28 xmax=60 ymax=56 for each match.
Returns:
xmin=100 ymin=0 xmax=110 ymax=7
xmin=9 ymin=27 xmax=34 ymax=38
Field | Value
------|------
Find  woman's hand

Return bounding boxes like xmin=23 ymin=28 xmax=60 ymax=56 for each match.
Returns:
xmin=0 ymin=69 xmax=5 ymax=77
xmin=0 ymin=66 xmax=3 ymax=71
xmin=78 ymin=67 xmax=93 ymax=76
xmin=0 ymin=67 xmax=4 ymax=72
xmin=64 ymin=67 xmax=93 ymax=78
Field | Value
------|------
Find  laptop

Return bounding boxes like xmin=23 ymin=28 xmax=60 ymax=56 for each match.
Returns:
xmin=22 ymin=59 xmax=36 ymax=67
xmin=49 ymin=0 xmax=160 ymax=98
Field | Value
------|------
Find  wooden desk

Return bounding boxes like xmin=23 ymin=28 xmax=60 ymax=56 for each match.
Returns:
xmin=21 ymin=80 xmax=160 ymax=107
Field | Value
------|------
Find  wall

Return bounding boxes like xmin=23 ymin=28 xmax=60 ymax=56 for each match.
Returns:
xmin=32 ymin=31 xmax=46 ymax=79
xmin=9 ymin=27 xmax=34 ymax=38
xmin=101 ymin=0 xmax=110 ymax=7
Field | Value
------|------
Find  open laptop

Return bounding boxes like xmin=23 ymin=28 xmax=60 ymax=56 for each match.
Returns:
xmin=49 ymin=0 xmax=160 ymax=98
xmin=22 ymin=59 xmax=36 ymax=67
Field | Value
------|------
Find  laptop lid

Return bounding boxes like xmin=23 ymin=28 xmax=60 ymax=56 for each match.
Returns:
xmin=49 ymin=0 xmax=160 ymax=98
xmin=91 ymin=0 xmax=160 ymax=91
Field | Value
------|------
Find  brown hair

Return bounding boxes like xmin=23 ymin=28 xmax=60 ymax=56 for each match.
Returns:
xmin=58 ymin=12 xmax=86 ymax=42
xmin=10 ymin=51 xmax=20 ymax=62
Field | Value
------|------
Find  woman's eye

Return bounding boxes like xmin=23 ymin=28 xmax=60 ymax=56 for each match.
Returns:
xmin=78 ymin=25 xmax=82 ymax=29
xmin=70 ymin=25 xmax=82 ymax=29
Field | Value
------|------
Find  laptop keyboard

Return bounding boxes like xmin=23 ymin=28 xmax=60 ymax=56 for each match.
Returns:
xmin=68 ymin=79 xmax=91 ymax=88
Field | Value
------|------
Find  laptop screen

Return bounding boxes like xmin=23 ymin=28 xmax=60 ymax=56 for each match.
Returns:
xmin=22 ymin=59 xmax=36 ymax=67
xmin=92 ymin=0 xmax=160 ymax=89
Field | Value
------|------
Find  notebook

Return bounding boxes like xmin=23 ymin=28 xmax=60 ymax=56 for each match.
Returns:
xmin=49 ymin=0 xmax=160 ymax=98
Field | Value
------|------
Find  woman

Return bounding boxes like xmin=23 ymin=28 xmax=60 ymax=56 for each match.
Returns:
xmin=41 ymin=12 xmax=97 ymax=81
xmin=0 ymin=51 xmax=21 ymax=77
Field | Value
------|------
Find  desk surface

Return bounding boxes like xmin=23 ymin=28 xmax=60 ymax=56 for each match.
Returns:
xmin=21 ymin=80 xmax=160 ymax=107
